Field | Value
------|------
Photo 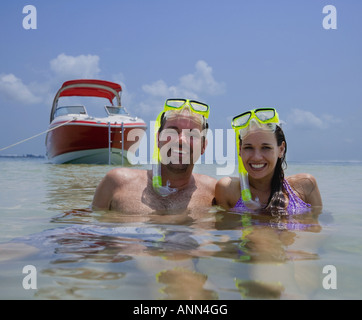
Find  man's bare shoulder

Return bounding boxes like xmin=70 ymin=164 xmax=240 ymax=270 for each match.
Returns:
xmin=103 ymin=167 xmax=147 ymax=186
xmin=92 ymin=167 xmax=148 ymax=210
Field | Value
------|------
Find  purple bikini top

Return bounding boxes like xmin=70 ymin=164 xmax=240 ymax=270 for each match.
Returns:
xmin=233 ymin=179 xmax=311 ymax=214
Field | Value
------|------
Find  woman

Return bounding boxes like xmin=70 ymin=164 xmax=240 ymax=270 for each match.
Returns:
xmin=215 ymin=108 xmax=322 ymax=213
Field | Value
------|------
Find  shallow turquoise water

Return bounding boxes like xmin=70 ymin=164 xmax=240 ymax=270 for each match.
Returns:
xmin=0 ymin=158 xmax=361 ymax=299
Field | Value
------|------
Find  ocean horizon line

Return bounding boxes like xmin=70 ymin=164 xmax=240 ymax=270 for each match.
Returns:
xmin=0 ymin=153 xmax=361 ymax=166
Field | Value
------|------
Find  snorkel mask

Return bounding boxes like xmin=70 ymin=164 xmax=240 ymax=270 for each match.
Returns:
xmin=231 ymin=108 xmax=280 ymax=209
xmin=152 ymin=99 xmax=210 ymax=197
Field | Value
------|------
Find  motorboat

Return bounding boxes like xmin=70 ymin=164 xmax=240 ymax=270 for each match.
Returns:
xmin=45 ymin=79 xmax=147 ymax=164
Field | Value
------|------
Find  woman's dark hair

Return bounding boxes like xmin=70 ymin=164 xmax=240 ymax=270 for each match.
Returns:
xmin=240 ymin=125 xmax=287 ymax=213
xmin=265 ymin=125 xmax=287 ymax=212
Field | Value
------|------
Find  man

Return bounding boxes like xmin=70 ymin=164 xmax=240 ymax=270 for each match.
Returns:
xmin=92 ymin=99 xmax=216 ymax=214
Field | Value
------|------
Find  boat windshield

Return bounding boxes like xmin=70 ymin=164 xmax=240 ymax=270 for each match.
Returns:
xmin=54 ymin=106 xmax=87 ymax=118
xmin=105 ymin=106 xmax=129 ymax=116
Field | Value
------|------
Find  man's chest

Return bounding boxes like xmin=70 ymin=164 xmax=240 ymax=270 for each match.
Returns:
xmin=110 ymin=186 xmax=205 ymax=214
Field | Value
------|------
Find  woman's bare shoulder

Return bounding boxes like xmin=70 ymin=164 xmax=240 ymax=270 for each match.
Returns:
xmin=215 ymin=176 xmax=240 ymax=209
xmin=286 ymin=173 xmax=318 ymax=192
xmin=286 ymin=173 xmax=322 ymax=206
xmin=194 ymin=173 xmax=217 ymax=186
xmin=216 ymin=176 xmax=239 ymax=189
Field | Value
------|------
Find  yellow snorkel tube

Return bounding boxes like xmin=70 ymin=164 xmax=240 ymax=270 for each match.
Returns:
xmin=235 ymin=131 xmax=253 ymax=202
xmin=233 ymin=128 xmax=260 ymax=209
xmin=152 ymin=110 xmax=178 ymax=197
xmin=152 ymin=99 xmax=210 ymax=197
xmin=232 ymin=108 xmax=280 ymax=209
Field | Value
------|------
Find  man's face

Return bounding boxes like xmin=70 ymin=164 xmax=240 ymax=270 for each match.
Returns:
xmin=158 ymin=115 xmax=206 ymax=172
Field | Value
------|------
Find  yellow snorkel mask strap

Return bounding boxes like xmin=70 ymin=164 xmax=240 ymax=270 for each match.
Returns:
xmin=235 ymin=130 xmax=251 ymax=202
xmin=234 ymin=128 xmax=262 ymax=209
xmin=152 ymin=111 xmax=178 ymax=197
xmin=232 ymin=108 xmax=280 ymax=210
xmin=152 ymin=99 xmax=209 ymax=197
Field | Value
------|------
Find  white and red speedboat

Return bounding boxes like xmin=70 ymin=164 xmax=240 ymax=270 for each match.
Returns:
xmin=46 ymin=79 xmax=147 ymax=164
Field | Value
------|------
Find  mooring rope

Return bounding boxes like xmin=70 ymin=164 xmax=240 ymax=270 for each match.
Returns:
xmin=0 ymin=118 xmax=76 ymax=152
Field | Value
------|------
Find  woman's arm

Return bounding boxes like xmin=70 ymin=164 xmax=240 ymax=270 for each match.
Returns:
xmin=215 ymin=177 xmax=239 ymax=209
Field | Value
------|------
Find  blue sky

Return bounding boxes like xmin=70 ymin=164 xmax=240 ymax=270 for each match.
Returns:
xmin=0 ymin=0 xmax=361 ymax=162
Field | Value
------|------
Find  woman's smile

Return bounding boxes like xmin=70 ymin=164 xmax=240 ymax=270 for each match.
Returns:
xmin=249 ymin=163 xmax=267 ymax=170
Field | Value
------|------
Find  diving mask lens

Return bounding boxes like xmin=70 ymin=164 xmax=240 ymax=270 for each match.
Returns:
xmin=189 ymin=101 xmax=209 ymax=114
xmin=165 ymin=99 xmax=209 ymax=119
xmin=232 ymin=108 xmax=278 ymax=129
xmin=232 ymin=112 xmax=251 ymax=128
xmin=166 ymin=99 xmax=186 ymax=109
xmin=255 ymin=108 xmax=276 ymax=122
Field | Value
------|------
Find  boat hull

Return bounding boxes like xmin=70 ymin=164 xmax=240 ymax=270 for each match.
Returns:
xmin=46 ymin=121 xmax=146 ymax=165
xmin=48 ymin=148 xmax=130 ymax=165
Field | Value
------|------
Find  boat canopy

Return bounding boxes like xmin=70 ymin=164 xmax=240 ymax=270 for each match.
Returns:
xmin=58 ymin=79 xmax=122 ymax=102
xmin=50 ymin=79 xmax=123 ymax=122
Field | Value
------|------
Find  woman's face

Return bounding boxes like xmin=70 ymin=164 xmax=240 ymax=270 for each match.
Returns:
xmin=240 ymin=129 xmax=285 ymax=181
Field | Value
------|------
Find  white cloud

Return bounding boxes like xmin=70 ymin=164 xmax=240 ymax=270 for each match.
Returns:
xmin=179 ymin=60 xmax=226 ymax=95
xmin=111 ymin=72 xmax=134 ymax=108
xmin=142 ymin=80 xmax=197 ymax=99
xmin=142 ymin=60 xmax=225 ymax=99
xmin=137 ymin=101 xmax=159 ymax=116
xmin=0 ymin=73 xmax=42 ymax=105
xmin=142 ymin=80 xmax=171 ymax=97
xmin=286 ymin=108 xmax=340 ymax=130
xmin=0 ymin=53 xmax=102 ymax=106
xmin=50 ymin=53 xmax=101 ymax=79
xmin=140 ymin=60 xmax=225 ymax=116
